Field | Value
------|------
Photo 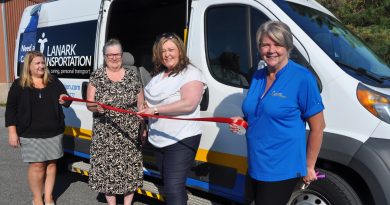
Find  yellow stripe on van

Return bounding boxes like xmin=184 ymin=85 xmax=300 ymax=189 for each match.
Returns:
xmin=195 ymin=149 xmax=247 ymax=174
xmin=183 ymin=27 xmax=188 ymax=45
xmin=64 ymin=126 xmax=92 ymax=140
xmin=64 ymin=126 xmax=247 ymax=174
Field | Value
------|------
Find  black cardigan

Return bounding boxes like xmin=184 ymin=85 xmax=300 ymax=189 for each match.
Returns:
xmin=5 ymin=76 xmax=72 ymax=136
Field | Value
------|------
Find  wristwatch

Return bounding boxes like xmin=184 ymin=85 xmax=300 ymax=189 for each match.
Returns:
xmin=153 ymin=107 xmax=159 ymax=115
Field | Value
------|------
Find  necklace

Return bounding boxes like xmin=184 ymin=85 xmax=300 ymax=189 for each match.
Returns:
xmin=33 ymin=78 xmax=44 ymax=99
xmin=36 ymin=88 xmax=43 ymax=99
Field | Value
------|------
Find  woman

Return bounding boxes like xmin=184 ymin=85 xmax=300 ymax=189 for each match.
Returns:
xmin=86 ymin=39 xmax=144 ymax=205
xmin=230 ymin=21 xmax=325 ymax=205
xmin=5 ymin=51 xmax=71 ymax=205
xmin=140 ymin=33 xmax=207 ymax=205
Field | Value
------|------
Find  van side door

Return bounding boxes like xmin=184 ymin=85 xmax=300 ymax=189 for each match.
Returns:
xmin=185 ymin=1 xmax=311 ymax=202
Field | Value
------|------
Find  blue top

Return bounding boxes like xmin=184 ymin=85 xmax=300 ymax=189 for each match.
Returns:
xmin=242 ymin=60 xmax=324 ymax=182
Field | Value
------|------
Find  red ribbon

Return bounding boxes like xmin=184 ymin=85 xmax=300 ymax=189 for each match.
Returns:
xmin=62 ymin=96 xmax=248 ymax=128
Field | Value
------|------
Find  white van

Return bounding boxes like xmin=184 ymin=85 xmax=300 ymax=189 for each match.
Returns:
xmin=14 ymin=0 xmax=390 ymax=204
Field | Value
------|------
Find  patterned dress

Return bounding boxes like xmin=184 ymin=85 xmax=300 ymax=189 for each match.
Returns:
xmin=88 ymin=67 xmax=143 ymax=194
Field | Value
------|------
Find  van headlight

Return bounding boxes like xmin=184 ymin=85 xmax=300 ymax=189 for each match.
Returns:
xmin=357 ymin=83 xmax=390 ymax=124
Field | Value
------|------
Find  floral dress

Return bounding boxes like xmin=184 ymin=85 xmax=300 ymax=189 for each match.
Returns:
xmin=88 ymin=67 xmax=143 ymax=194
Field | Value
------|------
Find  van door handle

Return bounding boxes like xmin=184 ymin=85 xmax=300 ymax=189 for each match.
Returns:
xmin=81 ymin=82 xmax=88 ymax=100
xmin=200 ymin=87 xmax=209 ymax=111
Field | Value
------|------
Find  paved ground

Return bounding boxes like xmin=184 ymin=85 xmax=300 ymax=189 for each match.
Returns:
xmin=0 ymin=106 xmax=237 ymax=205
xmin=0 ymin=106 xmax=156 ymax=205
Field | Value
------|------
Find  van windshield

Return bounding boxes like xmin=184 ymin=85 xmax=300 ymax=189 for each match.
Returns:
xmin=275 ymin=0 xmax=390 ymax=87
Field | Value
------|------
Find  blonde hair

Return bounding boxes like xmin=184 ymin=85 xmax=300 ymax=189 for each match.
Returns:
xmin=256 ymin=21 xmax=294 ymax=55
xmin=19 ymin=51 xmax=52 ymax=88
xmin=152 ymin=33 xmax=190 ymax=76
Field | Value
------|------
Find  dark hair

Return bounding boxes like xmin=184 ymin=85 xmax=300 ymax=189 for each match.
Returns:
xmin=152 ymin=32 xmax=190 ymax=76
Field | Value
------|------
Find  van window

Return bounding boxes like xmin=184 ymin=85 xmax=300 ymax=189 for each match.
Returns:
xmin=106 ymin=1 xmax=186 ymax=72
xmin=205 ymin=5 xmax=312 ymax=88
xmin=275 ymin=0 xmax=390 ymax=87
xmin=206 ymin=5 xmax=266 ymax=88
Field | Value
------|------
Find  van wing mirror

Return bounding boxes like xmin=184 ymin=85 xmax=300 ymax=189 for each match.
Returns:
xmin=82 ymin=81 xmax=88 ymax=100
xmin=200 ymin=87 xmax=209 ymax=111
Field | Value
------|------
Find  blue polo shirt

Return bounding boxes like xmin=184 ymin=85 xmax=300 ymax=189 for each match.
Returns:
xmin=242 ymin=60 xmax=324 ymax=182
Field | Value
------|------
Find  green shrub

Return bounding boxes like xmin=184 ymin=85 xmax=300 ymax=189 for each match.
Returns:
xmin=317 ymin=0 xmax=390 ymax=64
xmin=348 ymin=25 xmax=390 ymax=63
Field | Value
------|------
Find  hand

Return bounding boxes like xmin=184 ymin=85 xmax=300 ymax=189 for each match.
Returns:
xmin=136 ymin=105 xmax=147 ymax=119
xmin=9 ymin=133 xmax=20 ymax=148
xmin=138 ymin=107 xmax=156 ymax=116
xmin=96 ymin=105 xmax=105 ymax=114
xmin=59 ymin=94 xmax=68 ymax=104
xmin=303 ymin=167 xmax=318 ymax=185
xmin=229 ymin=116 xmax=243 ymax=133
xmin=135 ymin=110 xmax=145 ymax=119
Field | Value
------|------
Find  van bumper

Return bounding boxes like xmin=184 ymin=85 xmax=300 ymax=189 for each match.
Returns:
xmin=349 ymin=137 xmax=390 ymax=205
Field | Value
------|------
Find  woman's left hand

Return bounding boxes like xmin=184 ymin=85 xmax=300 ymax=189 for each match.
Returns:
xmin=59 ymin=94 xmax=68 ymax=104
xmin=138 ymin=107 xmax=157 ymax=117
xmin=8 ymin=133 xmax=20 ymax=148
xmin=229 ymin=116 xmax=243 ymax=133
xmin=303 ymin=167 xmax=317 ymax=185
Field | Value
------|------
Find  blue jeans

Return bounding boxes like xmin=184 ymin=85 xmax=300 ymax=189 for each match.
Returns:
xmin=154 ymin=134 xmax=201 ymax=205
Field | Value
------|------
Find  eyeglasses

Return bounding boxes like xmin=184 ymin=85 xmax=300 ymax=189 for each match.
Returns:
xmin=155 ymin=32 xmax=177 ymax=42
xmin=105 ymin=53 xmax=122 ymax=59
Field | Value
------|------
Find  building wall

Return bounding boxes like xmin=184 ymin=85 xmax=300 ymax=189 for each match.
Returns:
xmin=0 ymin=0 xmax=45 ymax=104
xmin=0 ymin=4 xmax=6 ymax=84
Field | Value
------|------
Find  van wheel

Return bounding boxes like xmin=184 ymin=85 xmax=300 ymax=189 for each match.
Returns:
xmin=287 ymin=169 xmax=362 ymax=205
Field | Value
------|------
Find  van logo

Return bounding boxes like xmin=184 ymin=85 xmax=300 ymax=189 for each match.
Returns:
xmin=37 ymin=32 xmax=48 ymax=53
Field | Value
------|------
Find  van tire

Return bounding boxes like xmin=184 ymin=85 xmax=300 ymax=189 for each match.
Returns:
xmin=288 ymin=169 xmax=362 ymax=205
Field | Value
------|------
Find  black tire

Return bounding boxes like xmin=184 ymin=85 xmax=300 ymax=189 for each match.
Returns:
xmin=288 ymin=169 xmax=362 ymax=205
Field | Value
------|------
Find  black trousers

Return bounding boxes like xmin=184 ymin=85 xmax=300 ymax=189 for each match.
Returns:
xmin=245 ymin=175 xmax=299 ymax=205
xmin=154 ymin=134 xmax=201 ymax=205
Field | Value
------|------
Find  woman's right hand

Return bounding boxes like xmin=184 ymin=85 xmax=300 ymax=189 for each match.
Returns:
xmin=8 ymin=133 xmax=20 ymax=148
xmin=8 ymin=126 xmax=20 ymax=148
xmin=96 ymin=105 xmax=105 ymax=114
xmin=229 ymin=116 xmax=244 ymax=133
xmin=58 ymin=94 xmax=68 ymax=105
